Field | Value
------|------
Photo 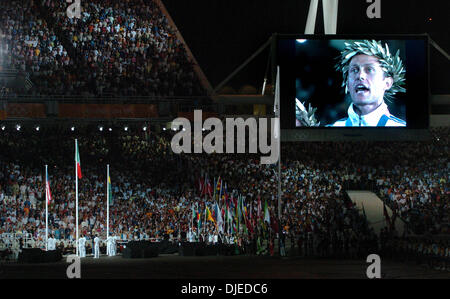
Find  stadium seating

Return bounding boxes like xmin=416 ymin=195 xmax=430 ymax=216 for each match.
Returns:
xmin=0 ymin=0 xmax=203 ymax=97
xmin=0 ymin=126 xmax=448 ymax=268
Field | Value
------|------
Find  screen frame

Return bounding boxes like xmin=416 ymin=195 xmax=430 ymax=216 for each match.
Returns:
xmin=275 ymin=34 xmax=430 ymax=130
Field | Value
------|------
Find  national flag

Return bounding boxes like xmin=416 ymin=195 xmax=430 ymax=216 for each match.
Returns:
xmin=213 ymin=202 xmax=218 ymax=220
xmin=201 ymin=175 xmax=212 ymax=198
xmin=257 ymin=197 xmax=262 ymax=219
xmin=225 ymin=202 xmax=233 ymax=234
xmin=216 ymin=177 xmax=222 ymax=194
xmin=192 ymin=204 xmax=196 ymax=221
xmin=242 ymin=201 xmax=250 ymax=233
xmin=46 ymin=172 xmax=52 ymax=205
xmin=200 ymin=175 xmax=206 ymax=196
xmin=226 ymin=202 xmax=233 ymax=223
xmin=206 ymin=176 xmax=212 ymax=198
xmin=246 ymin=214 xmax=254 ymax=234
xmin=107 ymin=175 xmax=113 ymax=205
xmin=221 ymin=206 xmax=226 ymax=229
xmin=215 ymin=202 xmax=224 ymax=233
xmin=225 ymin=202 xmax=228 ymax=223
xmin=239 ymin=196 xmax=246 ymax=222
xmin=206 ymin=206 xmax=215 ymax=223
xmin=222 ymin=183 xmax=229 ymax=203
xmin=197 ymin=215 xmax=202 ymax=230
xmin=264 ymin=199 xmax=270 ymax=224
xmin=198 ymin=177 xmax=204 ymax=195
xmin=75 ymin=140 xmax=82 ymax=179
xmin=236 ymin=196 xmax=240 ymax=228
xmin=218 ymin=181 xmax=223 ymax=203
xmin=197 ymin=209 xmax=202 ymax=230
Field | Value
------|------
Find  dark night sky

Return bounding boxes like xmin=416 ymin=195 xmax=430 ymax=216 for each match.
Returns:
xmin=162 ymin=0 xmax=450 ymax=93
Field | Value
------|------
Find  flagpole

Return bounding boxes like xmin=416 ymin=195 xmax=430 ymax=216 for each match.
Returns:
xmin=45 ymin=165 xmax=48 ymax=251
xmin=215 ymin=203 xmax=219 ymax=235
xmin=75 ymin=139 xmax=79 ymax=256
xmin=274 ymin=66 xmax=283 ymax=255
xmin=204 ymin=203 xmax=207 ymax=238
xmin=275 ymin=66 xmax=282 ymax=222
xmin=107 ymin=164 xmax=110 ymax=239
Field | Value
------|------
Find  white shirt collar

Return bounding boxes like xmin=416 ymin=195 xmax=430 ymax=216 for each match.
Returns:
xmin=347 ymin=102 xmax=391 ymax=126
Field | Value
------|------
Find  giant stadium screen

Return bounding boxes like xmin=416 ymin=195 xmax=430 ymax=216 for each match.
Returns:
xmin=277 ymin=35 xmax=429 ymax=129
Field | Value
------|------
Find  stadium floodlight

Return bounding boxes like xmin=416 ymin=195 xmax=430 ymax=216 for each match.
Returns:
xmin=124 ymin=126 xmax=128 ymax=131
xmin=1 ymin=126 xmax=5 ymax=131
xmin=71 ymin=126 xmax=75 ymax=131
xmin=99 ymin=126 xmax=104 ymax=132
xmin=16 ymin=124 xmax=21 ymax=131
xmin=35 ymin=126 xmax=40 ymax=131
xmin=108 ymin=127 xmax=112 ymax=132
xmin=163 ymin=127 xmax=166 ymax=131
xmin=143 ymin=126 xmax=147 ymax=131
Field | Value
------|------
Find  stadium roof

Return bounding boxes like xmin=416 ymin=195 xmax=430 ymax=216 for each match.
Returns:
xmin=163 ymin=0 xmax=450 ymax=94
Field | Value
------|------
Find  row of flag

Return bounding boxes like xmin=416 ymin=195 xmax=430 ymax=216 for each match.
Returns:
xmin=195 ymin=174 xmax=272 ymax=236
xmin=45 ymin=140 xmax=113 ymax=252
xmin=198 ymin=175 xmax=231 ymax=205
xmin=45 ymin=141 xmax=273 ymax=249
xmin=46 ymin=140 xmax=113 ymax=205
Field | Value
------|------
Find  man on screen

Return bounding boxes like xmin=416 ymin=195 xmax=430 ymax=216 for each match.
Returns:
xmin=328 ymin=40 xmax=406 ymax=127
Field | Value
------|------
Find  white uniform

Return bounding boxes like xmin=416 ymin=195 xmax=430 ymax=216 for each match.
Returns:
xmin=106 ymin=236 xmax=114 ymax=256
xmin=328 ymin=103 xmax=406 ymax=127
xmin=28 ymin=238 xmax=36 ymax=248
xmin=93 ymin=237 xmax=100 ymax=258
xmin=11 ymin=240 xmax=21 ymax=260
xmin=78 ymin=237 xmax=87 ymax=257
xmin=208 ymin=233 xmax=213 ymax=244
xmin=112 ymin=236 xmax=118 ymax=255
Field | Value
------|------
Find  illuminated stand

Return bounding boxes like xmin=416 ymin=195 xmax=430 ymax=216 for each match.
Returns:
xmin=214 ymin=0 xmax=449 ymax=255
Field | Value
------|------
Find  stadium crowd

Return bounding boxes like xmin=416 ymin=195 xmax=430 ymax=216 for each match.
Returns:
xmin=0 ymin=0 xmax=72 ymax=95
xmin=0 ymin=126 xmax=448 ymax=270
xmin=0 ymin=0 xmax=203 ymax=97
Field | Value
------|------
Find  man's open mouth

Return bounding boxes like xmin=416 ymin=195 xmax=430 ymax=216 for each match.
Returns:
xmin=355 ymin=84 xmax=370 ymax=94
